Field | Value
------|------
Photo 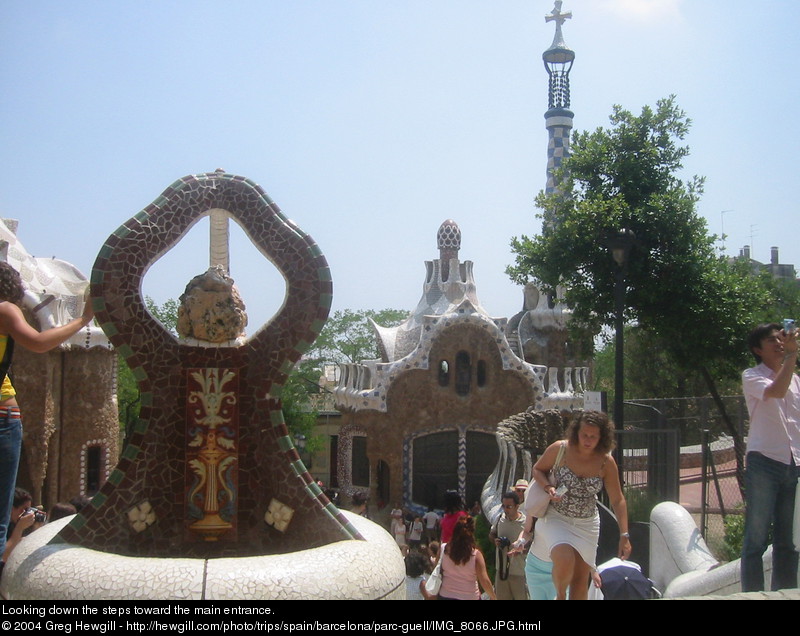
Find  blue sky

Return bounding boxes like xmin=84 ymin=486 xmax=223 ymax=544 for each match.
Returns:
xmin=2 ymin=1 xmax=798 ymax=330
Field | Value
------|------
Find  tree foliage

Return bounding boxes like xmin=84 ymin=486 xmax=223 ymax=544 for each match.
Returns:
xmin=285 ymin=308 xmax=408 ymax=454
xmin=304 ymin=308 xmax=409 ymax=365
xmin=590 ymin=327 xmax=731 ymax=400
xmin=279 ymin=370 xmax=324 ymax=454
xmin=285 ymin=307 xmax=408 ymax=453
xmin=509 ymin=96 xmax=711 ymax=332
xmin=146 ymin=296 xmax=179 ymax=336
xmin=590 ymin=260 xmax=792 ymax=400
xmin=508 ymin=96 xmax=800 ymax=492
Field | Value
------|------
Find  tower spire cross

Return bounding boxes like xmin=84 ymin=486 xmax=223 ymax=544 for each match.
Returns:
xmin=545 ymin=1 xmax=572 ymax=28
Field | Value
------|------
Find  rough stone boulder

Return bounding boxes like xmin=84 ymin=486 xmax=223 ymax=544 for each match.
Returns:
xmin=177 ymin=265 xmax=248 ymax=342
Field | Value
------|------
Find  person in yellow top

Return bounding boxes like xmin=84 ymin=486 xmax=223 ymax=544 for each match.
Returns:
xmin=0 ymin=262 xmax=93 ymax=568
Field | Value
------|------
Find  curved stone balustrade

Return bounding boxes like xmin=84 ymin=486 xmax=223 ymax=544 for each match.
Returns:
xmin=1 ymin=513 xmax=404 ymax=600
xmin=481 ymin=409 xmax=570 ymax=523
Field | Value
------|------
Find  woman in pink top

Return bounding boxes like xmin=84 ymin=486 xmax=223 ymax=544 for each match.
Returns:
xmin=438 ymin=516 xmax=496 ymax=600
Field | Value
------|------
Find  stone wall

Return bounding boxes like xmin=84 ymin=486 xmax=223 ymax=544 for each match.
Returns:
xmin=13 ymin=345 xmax=118 ymax=509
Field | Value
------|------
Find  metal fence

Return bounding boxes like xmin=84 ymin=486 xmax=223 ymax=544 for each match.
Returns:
xmin=611 ymin=402 xmax=680 ymax=516
xmin=611 ymin=397 xmax=747 ymax=556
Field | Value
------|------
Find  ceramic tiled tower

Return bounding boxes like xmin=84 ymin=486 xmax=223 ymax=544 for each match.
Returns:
xmin=543 ymin=1 xmax=574 ymax=205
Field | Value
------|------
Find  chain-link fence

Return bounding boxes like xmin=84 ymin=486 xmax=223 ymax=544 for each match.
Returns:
xmin=615 ymin=397 xmax=747 ymax=560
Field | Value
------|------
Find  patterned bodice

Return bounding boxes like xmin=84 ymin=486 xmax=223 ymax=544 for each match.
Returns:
xmin=551 ymin=464 xmax=603 ymax=519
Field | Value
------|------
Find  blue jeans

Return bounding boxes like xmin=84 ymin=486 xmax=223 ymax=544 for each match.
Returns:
xmin=741 ymin=451 xmax=800 ymax=591
xmin=0 ymin=408 xmax=22 ymax=560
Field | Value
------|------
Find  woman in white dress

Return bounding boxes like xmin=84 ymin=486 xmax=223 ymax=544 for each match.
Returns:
xmin=531 ymin=411 xmax=631 ymax=600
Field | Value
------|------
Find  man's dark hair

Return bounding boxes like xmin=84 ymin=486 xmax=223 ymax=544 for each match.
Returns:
xmin=405 ymin=551 xmax=428 ymax=578
xmin=443 ymin=489 xmax=463 ymax=514
xmin=12 ymin=487 xmax=32 ymax=508
xmin=49 ymin=502 xmax=77 ymax=522
xmin=502 ymin=490 xmax=520 ymax=505
xmin=748 ymin=323 xmax=782 ymax=363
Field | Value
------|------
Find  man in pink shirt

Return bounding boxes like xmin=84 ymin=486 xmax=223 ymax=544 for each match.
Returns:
xmin=741 ymin=322 xmax=800 ymax=591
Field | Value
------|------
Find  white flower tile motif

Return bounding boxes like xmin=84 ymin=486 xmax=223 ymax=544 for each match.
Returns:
xmin=126 ymin=500 xmax=157 ymax=533
xmin=264 ymin=498 xmax=294 ymax=533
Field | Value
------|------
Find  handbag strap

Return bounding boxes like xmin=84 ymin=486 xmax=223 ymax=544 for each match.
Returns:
xmin=547 ymin=441 xmax=567 ymax=488
xmin=554 ymin=441 xmax=566 ymax=470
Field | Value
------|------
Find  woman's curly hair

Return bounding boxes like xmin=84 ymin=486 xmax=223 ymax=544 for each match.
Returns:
xmin=0 ymin=262 xmax=24 ymax=304
xmin=566 ymin=410 xmax=616 ymax=455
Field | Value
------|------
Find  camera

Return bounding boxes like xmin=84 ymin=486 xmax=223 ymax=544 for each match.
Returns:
xmin=784 ymin=319 xmax=796 ymax=335
xmin=498 ymin=536 xmax=511 ymax=549
xmin=26 ymin=507 xmax=46 ymax=524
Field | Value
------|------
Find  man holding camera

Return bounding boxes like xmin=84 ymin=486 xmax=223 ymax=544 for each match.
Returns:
xmin=3 ymin=487 xmax=44 ymax=565
xmin=741 ymin=322 xmax=800 ymax=591
xmin=489 ymin=490 xmax=527 ymax=599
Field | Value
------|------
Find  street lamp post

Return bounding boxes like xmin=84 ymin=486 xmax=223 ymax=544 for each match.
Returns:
xmin=607 ymin=229 xmax=636 ymax=480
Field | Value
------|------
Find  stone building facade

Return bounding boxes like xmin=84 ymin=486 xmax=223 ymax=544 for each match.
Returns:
xmin=332 ymin=221 xmax=586 ymax=513
xmin=14 ymin=346 xmax=118 ymax=508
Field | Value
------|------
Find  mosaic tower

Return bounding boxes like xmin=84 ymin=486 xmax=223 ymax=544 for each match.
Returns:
xmin=543 ymin=1 xmax=574 ymax=203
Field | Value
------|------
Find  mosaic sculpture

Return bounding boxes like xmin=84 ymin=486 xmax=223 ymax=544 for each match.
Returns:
xmin=480 ymin=408 xmax=569 ymax=524
xmin=55 ymin=171 xmax=362 ymax=557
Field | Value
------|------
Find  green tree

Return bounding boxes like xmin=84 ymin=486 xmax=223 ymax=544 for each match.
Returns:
xmin=284 ymin=308 xmax=408 ymax=453
xmin=304 ymin=308 xmax=409 ymax=365
xmin=278 ymin=370 xmax=324 ymax=454
xmin=146 ymin=296 xmax=179 ymax=336
xmin=117 ymin=353 xmax=141 ymax=437
xmin=591 ymin=327 xmax=729 ymax=400
xmin=508 ymin=96 xmax=789 ymax=492
xmin=509 ymin=96 xmax=709 ymax=332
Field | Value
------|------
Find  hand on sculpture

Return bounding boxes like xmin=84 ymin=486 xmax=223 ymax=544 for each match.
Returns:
xmin=81 ymin=299 xmax=95 ymax=325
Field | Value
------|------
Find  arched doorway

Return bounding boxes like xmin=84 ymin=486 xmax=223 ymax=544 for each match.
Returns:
xmin=409 ymin=428 xmax=498 ymax=510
